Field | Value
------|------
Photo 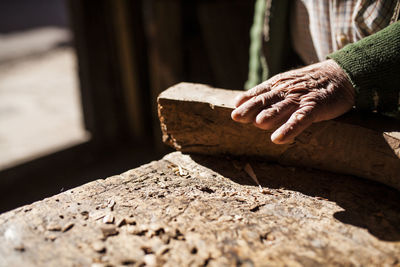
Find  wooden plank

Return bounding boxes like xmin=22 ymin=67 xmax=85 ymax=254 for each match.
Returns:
xmin=1 ymin=152 xmax=400 ymax=266
xmin=158 ymin=83 xmax=400 ymax=190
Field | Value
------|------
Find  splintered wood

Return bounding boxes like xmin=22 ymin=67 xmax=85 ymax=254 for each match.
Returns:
xmin=158 ymin=83 xmax=400 ymax=191
xmin=244 ymin=163 xmax=262 ymax=190
xmin=1 ymin=152 xmax=400 ymax=266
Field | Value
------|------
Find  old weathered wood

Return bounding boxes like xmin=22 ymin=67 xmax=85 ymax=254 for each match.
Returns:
xmin=1 ymin=152 xmax=400 ymax=266
xmin=158 ymin=83 xmax=400 ymax=191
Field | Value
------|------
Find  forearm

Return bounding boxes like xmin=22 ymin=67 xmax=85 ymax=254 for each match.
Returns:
xmin=328 ymin=21 xmax=400 ymax=114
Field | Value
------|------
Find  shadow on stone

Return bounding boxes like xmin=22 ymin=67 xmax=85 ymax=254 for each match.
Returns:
xmin=188 ymin=153 xmax=400 ymax=242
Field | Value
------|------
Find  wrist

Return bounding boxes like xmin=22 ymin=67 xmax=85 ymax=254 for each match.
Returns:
xmin=325 ymin=59 xmax=356 ymax=104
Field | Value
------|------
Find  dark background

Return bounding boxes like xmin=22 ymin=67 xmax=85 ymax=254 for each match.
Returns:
xmin=0 ymin=0 xmax=68 ymax=33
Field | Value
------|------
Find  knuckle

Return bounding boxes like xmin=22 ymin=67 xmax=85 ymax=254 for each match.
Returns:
xmin=250 ymin=80 xmax=272 ymax=96
xmin=296 ymin=107 xmax=315 ymax=122
xmin=270 ymin=74 xmax=287 ymax=87
xmin=263 ymin=108 xmax=280 ymax=120
xmin=253 ymin=94 xmax=268 ymax=106
xmin=293 ymin=112 xmax=306 ymax=122
xmin=277 ymin=90 xmax=288 ymax=99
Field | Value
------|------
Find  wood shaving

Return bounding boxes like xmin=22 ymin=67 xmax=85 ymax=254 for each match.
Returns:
xmin=173 ymin=165 xmax=188 ymax=176
xmin=62 ymin=223 xmax=74 ymax=232
xmin=244 ymin=163 xmax=262 ymax=190
xmin=229 ymin=192 xmax=238 ymax=197
xmin=94 ymin=214 xmax=105 ymax=221
xmin=107 ymin=199 xmax=116 ymax=211
xmin=47 ymin=223 xmax=62 ymax=232
xmin=178 ymin=166 xmax=186 ymax=176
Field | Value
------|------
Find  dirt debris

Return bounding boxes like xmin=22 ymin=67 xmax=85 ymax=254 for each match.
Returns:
xmin=1 ymin=152 xmax=400 ymax=266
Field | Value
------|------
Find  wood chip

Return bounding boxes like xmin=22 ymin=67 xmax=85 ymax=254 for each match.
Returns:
xmin=91 ymin=241 xmax=106 ymax=253
xmin=14 ymin=244 xmax=25 ymax=252
xmin=116 ymin=218 xmax=126 ymax=227
xmin=234 ymin=215 xmax=243 ymax=220
xmin=173 ymin=165 xmax=188 ymax=176
xmin=107 ymin=199 xmax=116 ymax=211
xmin=94 ymin=214 xmax=106 ymax=221
xmin=260 ymin=189 xmax=274 ymax=195
xmin=102 ymin=214 xmax=115 ymax=224
xmin=62 ymin=223 xmax=74 ymax=232
xmin=100 ymin=226 xmax=118 ymax=237
xmin=178 ymin=165 xmax=187 ymax=176
xmin=125 ymin=217 xmax=137 ymax=225
xmin=127 ymin=225 xmax=148 ymax=236
xmin=141 ymin=245 xmax=154 ymax=254
xmin=260 ymin=232 xmax=275 ymax=242
xmin=47 ymin=223 xmax=62 ymax=231
xmin=45 ymin=234 xmax=57 ymax=241
xmin=143 ymin=254 xmax=156 ymax=266
xmin=266 ymin=234 xmax=275 ymax=241
xmin=229 ymin=192 xmax=238 ymax=197
xmin=81 ymin=211 xmax=89 ymax=220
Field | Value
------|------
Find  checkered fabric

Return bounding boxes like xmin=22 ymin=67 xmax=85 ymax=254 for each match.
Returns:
xmin=291 ymin=0 xmax=400 ymax=65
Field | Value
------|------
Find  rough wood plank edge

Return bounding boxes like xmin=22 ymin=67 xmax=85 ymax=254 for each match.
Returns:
xmin=158 ymin=82 xmax=400 ymax=190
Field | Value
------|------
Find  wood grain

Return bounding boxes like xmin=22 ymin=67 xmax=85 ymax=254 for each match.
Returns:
xmin=158 ymin=83 xmax=400 ymax=190
xmin=1 ymin=152 xmax=399 ymax=266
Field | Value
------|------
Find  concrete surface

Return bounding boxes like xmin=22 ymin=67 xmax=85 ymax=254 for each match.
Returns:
xmin=0 ymin=27 xmax=71 ymax=63
xmin=0 ymin=47 xmax=88 ymax=170
xmin=0 ymin=0 xmax=87 ymax=170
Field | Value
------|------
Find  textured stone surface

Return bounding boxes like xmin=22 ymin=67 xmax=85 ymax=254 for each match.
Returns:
xmin=1 ymin=152 xmax=400 ymax=266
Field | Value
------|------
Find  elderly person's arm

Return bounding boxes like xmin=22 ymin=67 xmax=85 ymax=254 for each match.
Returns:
xmin=232 ymin=21 xmax=400 ymax=144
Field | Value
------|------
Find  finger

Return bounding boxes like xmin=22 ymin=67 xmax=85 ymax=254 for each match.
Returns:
xmin=234 ymin=80 xmax=272 ymax=108
xmin=253 ymin=98 xmax=299 ymax=130
xmin=231 ymin=91 xmax=283 ymax=123
xmin=270 ymin=106 xmax=315 ymax=144
xmin=235 ymin=73 xmax=297 ymax=108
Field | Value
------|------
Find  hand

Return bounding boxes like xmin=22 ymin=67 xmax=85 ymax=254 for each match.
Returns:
xmin=231 ymin=59 xmax=356 ymax=144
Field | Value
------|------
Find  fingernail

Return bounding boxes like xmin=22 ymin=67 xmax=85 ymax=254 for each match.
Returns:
xmin=231 ymin=109 xmax=240 ymax=120
xmin=271 ymin=129 xmax=284 ymax=143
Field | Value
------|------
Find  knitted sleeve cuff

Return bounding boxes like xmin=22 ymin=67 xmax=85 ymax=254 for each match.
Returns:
xmin=328 ymin=21 xmax=400 ymax=113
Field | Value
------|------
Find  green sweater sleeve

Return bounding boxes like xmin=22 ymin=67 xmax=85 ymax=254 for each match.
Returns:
xmin=328 ymin=21 xmax=400 ymax=114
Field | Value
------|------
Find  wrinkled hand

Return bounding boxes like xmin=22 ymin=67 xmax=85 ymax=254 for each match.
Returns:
xmin=231 ymin=59 xmax=355 ymax=144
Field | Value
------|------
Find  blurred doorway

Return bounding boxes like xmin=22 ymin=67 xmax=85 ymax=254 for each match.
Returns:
xmin=0 ymin=0 xmax=88 ymax=170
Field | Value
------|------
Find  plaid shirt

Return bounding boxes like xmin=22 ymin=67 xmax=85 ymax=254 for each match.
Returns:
xmin=291 ymin=0 xmax=400 ymax=64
